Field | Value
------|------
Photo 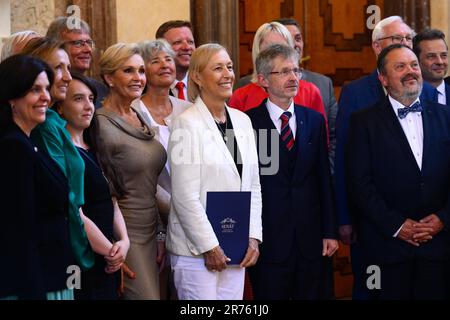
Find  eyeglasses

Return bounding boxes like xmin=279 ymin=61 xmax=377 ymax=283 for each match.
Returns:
xmin=268 ymin=67 xmax=302 ymax=78
xmin=65 ymin=39 xmax=95 ymax=49
xmin=377 ymin=35 xmax=414 ymax=44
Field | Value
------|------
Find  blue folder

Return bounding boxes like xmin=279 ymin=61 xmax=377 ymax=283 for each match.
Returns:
xmin=206 ymin=191 xmax=251 ymax=265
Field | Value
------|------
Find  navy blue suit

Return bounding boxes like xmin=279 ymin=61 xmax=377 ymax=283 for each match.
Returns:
xmin=334 ymin=70 xmax=438 ymax=299
xmin=247 ymin=100 xmax=336 ymax=299
xmin=346 ymin=98 xmax=450 ymax=299
xmin=444 ymin=82 xmax=450 ymax=106
xmin=0 ymin=124 xmax=72 ymax=299
xmin=445 ymin=76 xmax=450 ymax=85
xmin=336 ymin=70 xmax=438 ymax=227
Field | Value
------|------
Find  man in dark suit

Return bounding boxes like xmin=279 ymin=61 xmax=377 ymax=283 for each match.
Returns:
xmin=346 ymin=44 xmax=450 ymax=299
xmin=413 ymin=29 xmax=450 ymax=106
xmin=247 ymin=44 xmax=338 ymax=300
xmin=334 ymin=16 xmax=438 ymax=299
xmin=275 ymin=18 xmax=339 ymax=174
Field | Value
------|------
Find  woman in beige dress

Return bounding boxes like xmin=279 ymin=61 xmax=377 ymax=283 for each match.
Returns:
xmin=92 ymin=43 xmax=166 ymax=300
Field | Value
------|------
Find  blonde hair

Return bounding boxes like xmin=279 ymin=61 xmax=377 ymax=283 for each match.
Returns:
xmin=21 ymin=37 xmax=65 ymax=62
xmin=1 ymin=30 xmax=41 ymax=61
xmin=251 ymin=22 xmax=294 ymax=82
xmin=187 ymin=43 xmax=228 ymax=102
xmin=99 ymin=43 xmax=141 ymax=84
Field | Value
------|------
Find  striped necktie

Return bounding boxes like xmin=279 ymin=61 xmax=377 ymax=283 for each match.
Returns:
xmin=280 ymin=111 xmax=295 ymax=151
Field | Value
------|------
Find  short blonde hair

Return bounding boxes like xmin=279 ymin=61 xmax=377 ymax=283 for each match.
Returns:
xmin=251 ymin=22 xmax=294 ymax=82
xmin=99 ymin=43 xmax=141 ymax=83
xmin=187 ymin=43 xmax=228 ymax=102
xmin=0 ymin=30 xmax=41 ymax=61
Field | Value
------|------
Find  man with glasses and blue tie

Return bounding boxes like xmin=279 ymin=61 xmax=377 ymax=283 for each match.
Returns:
xmin=246 ymin=44 xmax=338 ymax=300
xmin=46 ymin=17 xmax=109 ymax=108
xmin=334 ymin=15 xmax=438 ymax=300
xmin=345 ymin=44 xmax=450 ymax=299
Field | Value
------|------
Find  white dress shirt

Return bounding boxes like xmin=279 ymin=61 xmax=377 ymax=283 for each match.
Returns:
xmin=170 ymin=73 xmax=189 ymax=100
xmin=389 ymin=95 xmax=423 ymax=170
xmin=437 ymin=81 xmax=447 ymax=105
xmin=266 ymin=99 xmax=297 ymax=138
xmin=390 ymin=95 xmax=424 ymax=237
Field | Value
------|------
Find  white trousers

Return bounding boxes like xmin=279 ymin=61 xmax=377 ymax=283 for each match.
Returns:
xmin=170 ymin=255 xmax=245 ymax=300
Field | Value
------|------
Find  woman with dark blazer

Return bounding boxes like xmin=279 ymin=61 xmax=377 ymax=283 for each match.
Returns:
xmin=0 ymin=55 xmax=73 ymax=299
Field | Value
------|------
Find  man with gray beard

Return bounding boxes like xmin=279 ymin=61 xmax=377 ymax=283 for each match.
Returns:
xmin=345 ymin=44 xmax=450 ymax=299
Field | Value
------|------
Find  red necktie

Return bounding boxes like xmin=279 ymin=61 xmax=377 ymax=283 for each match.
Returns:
xmin=280 ymin=112 xmax=295 ymax=151
xmin=175 ymin=82 xmax=185 ymax=100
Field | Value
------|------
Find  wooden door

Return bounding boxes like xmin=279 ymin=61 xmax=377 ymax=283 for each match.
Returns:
xmin=238 ymin=0 xmax=386 ymax=299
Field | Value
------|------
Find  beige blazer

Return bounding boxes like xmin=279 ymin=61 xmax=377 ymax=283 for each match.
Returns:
xmin=166 ymin=96 xmax=262 ymax=257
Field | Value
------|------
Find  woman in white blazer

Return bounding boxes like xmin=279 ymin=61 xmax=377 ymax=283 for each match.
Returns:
xmin=167 ymin=43 xmax=262 ymax=300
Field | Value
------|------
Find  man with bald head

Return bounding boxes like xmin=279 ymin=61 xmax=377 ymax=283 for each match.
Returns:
xmin=346 ymin=44 xmax=450 ymax=299
xmin=334 ymin=16 xmax=438 ymax=299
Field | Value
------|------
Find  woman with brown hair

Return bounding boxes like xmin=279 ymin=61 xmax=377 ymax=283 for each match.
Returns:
xmin=57 ymin=72 xmax=129 ymax=300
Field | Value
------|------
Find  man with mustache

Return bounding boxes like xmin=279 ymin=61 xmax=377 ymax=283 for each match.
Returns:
xmin=413 ymin=29 xmax=450 ymax=106
xmin=345 ymin=44 xmax=450 ymax=299
xmin=334 ymin=16 xmax=438 ymax=299
xmin=156 ymin=20 xmax=196 ymax=101
xmin=246 ymin=44 xmax=338 ymax=299
xmin=46 ymin=17 xmax=109 ymax=108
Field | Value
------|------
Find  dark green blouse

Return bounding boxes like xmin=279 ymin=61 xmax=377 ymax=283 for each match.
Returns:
xmin=32 ymin=109 xmax=94 ymax=271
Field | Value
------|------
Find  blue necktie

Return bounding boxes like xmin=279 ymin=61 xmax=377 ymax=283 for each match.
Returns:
xmin=397 ymin=101 xmax=422 ymax=119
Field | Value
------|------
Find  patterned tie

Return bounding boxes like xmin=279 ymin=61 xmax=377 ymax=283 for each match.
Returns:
xmin=280 ymin=111 xmax=295 ymax=151
xmin=397 ymin=101 xmax=422 ymax=119
xmin=175 ymin=82 xmax=185 ymax=100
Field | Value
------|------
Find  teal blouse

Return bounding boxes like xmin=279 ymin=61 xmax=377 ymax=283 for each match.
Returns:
xmin=32 ymin=109 xmax=94 ymax=270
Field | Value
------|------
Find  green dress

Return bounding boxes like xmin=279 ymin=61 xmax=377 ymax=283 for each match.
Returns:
xmin=32 ymin=109 xmax=94 ymax=274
